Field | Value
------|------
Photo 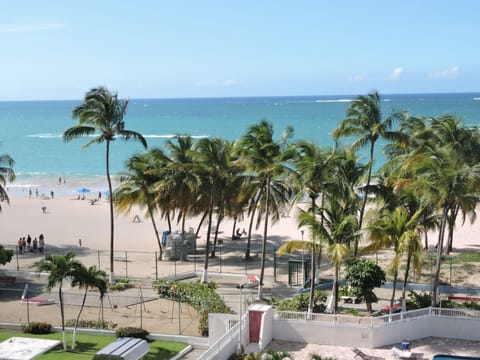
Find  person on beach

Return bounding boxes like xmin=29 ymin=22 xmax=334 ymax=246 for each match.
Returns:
xmin=29 ymin=188 xmax=32 ymax=198
xmin=41 ymin=204 xmax=47 ymax=213
xmin=38 ymin=234 xmax=45 ymax=252
xmin=17 ymin=238 xmax=23 ymax=255
xmin=35 ymin=188 xmax=39 ymax=197
xmin=32 ymin=237 xmax=38 ymax=251
xmin=22 ymin=237 xmax=26 ymax=252
xmin=26 ymin=235 xmax=32 ymax=252
xmin=58 ymin=177 xmax=62 ymax=184
xmin=78 ymin=238 xmax=82 ymax=247
xmin=50 ymin=190 xmax=54 ymax=199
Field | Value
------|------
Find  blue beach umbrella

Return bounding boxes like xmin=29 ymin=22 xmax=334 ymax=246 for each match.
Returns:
xmin=102 ymin=190 xmax=111 ymax=196
xmin=77 ymin=187 xmax=91 ymax=194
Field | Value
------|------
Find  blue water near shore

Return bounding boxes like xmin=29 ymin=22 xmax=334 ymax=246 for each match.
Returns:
xmin=1 ymin=93 xmax=480 ymax=196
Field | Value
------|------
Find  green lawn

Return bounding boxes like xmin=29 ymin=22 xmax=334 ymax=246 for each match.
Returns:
xmin=0 ymin=332 xmax=187 ymax=359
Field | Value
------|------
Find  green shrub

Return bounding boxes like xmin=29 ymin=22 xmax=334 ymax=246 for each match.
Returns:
xmin=66 ymin=319 xmax=117 ymax=329
xmin=152 ymin=279 xmax=232 ymax=336
xmin=276 ymin=290 xmax=327 ymax=313
xmin=109 ymin=278 xmax=133 ymax=291
xmin=23 ymin=322 xmax=52 ymax=334
xmin=115 ymin=326 xmax=149 ymax=339
xmin=407 ymin=291 xmax=432 ymax=309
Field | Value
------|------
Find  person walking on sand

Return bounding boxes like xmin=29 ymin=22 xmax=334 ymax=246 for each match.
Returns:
xmin=78 ymin=238 xmax=82 ymax=247
xmin=50 ymin=190 xmax=54 ymax=199
xmin=26 ymin=235 xmax=32 ymax=252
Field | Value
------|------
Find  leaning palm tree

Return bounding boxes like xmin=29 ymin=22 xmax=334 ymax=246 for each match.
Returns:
xmin=70 ymin=265 xmax=107 ymax=349
xmin=0 ymin=153 xmax=15 ymax=211
xmin=63 ymin=86 xmax=147 ymax=283
xmin=35 ymin=251 xmax=81 ymax=351
xmin=116 ymin=149 xmax=168 ymax=259
xmin=333 ymin=91 xmax=406 ymax=255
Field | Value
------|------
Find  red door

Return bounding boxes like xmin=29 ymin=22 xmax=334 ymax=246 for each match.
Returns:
xmin=249 ymin=311 xmax=262 ymax=343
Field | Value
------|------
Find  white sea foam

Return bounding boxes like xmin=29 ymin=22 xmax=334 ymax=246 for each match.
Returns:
xmin=26 ymin=133 xmax=62 ymax=139
xmin=473 ymin=98 xmax=480 ymax=101
xmin=142 ymin=134 xmax=209 ymax=139
xmin=315 ymin=99 xmax=352 ymax=103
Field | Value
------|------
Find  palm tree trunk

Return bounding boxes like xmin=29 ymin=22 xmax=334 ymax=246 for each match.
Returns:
xmin=147 ymin=202 xmax=163 ymax=260
xmin=432 ymin=206 xmax=448 ymax=306
xmin=72 ymin=289 xmax=88 ymax=349
xmin=354 ymin=141 xmax=375 ymax=256
xmin=258 ymin=177 xmax=270 ymax=300
xmin=231 ymin=217 xmax=237 ymax=240
xmin=333 ymin=266 xmax=339 ymax=314
xmin=211 ymin=213 xmax=223 ymax=258
xmin=246 ymin=188 xmax=263 ymax=260
xmin=59 ymin=285 xmax=67 ymax=351
xmin=166 ymin=210 xmax=172 ymax=232
xmin=308 ymin=196 xmax=316 ymax=314
xmin=106 ymin=140 xmax=115 ymax=284
xmin=402 ymin=252 xmax=412 ymax=301
xmin=390 ymin=270 xmax=398 ymax=312
xmin=195 ymin=210 xmax=208 ymax=241
xmin=201 ymin=185 xmax=215 ymax=283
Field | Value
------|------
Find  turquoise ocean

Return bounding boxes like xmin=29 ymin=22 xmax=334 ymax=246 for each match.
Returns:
xmin=1 ymin=93 xmax=480 ymax=197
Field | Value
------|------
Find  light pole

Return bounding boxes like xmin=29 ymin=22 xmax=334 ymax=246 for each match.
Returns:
xmin=236 ymin=283 xmax=247 ymax=353
xmin=300 ymin=229 xmax=305 ymax=287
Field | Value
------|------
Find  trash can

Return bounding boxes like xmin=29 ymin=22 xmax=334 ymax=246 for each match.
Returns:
xmin=401 ymin=341 xmax=410 ymax=350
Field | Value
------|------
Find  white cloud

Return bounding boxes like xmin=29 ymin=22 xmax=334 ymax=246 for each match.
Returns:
xmin=0 ymin=22 xmax=67 ymax=33
xmin=195 ymin=79 xmax=241 ymax=87
xmin=428 ymin=66 xmax=460 ymax=79
xmin=389 ymin=67 xmax=404 ymax=81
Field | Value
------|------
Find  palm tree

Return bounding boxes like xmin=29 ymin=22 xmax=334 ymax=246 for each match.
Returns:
xmin=316 ymin=197 xmax=356 ymax=314
xmin=236 ymin=120 xmax=293 ymax=299
xmin=162 ymin=135 xmax=199 ymax=238
xmin=70 ymin=265 xmax=107 ymax=349
xmin=333 ymin=91 xmax=406 ymax=255
xmin=63 ymin=86 xmax=147 ymax=283
xmin=35 ymin=251 xmax=81 ymax=351
xmin=0 ymin=153 xmax=15 ymax=211
xmin=288 ymin=141 xmax=333 ymax=314
xmin=193 ymin=137 xmax=237 ymax=283
xmin=116 ymin=149 xmax=168 ymax=259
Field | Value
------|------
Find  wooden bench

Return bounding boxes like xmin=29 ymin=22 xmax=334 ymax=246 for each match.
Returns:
xmin=0 ymin=276 xmax=16 ymax=287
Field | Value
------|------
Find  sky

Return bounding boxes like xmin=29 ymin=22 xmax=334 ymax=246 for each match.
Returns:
xmin=1 ymin=1 xmax=480 ymax=101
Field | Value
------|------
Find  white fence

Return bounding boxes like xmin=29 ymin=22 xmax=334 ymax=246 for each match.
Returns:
xmin=204 ymin=307 xmax=480 ymax=360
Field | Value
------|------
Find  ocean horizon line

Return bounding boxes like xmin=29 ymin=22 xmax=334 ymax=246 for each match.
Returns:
xmin=1 ymin=91 xmax=480 ymax=103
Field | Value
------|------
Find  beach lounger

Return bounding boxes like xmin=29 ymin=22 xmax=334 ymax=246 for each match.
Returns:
xmin=352 ymin=348 xmax=384 ymax=360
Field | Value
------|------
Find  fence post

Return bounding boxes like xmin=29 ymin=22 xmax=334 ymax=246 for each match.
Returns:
xmin=219 ymin=245 xmax=222 ymax=273
xmin=125 ymin=251 xmax=128 ymax=278
xmin=155 ymin=251 xmax=158 ymax=280
xmin=98 ymin=250 xmax=101 ymax=269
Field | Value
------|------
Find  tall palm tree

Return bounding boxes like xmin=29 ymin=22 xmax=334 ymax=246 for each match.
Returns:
xmin=288 ymin=141 xmax=333 ymax=314
xmin=0 ymin=153 xmax=15 ymax=211
xmin=162 ymin=135 xmax=199 ymax=237
xmin=70 ymin=265 xmax=107 ymax=349
xmin=237 ymin=120 xmax=293 ymax=299
xmin=317 ymin=197 xmax=357 ymax=314
xmin=116 ymin=149 xmax=168 ymax=259
xmin=63 ymin=86 xmax=147 ymax=283
xmin=193 ymin=137 xmax=237 ymax=283
xmin=35 ymin=251 xmax=81 ymax=351
xmin=333 ymin=91 xmax=406 ymax=255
